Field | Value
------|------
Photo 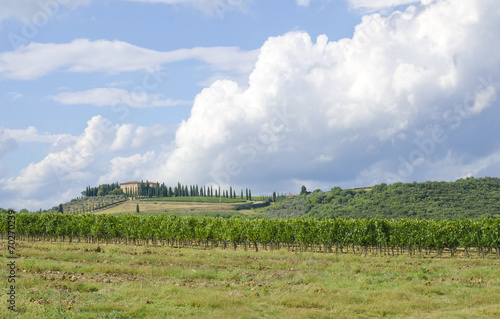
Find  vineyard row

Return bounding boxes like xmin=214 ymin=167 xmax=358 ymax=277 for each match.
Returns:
xmin=1 ymin=214 xmax=499 ymax=257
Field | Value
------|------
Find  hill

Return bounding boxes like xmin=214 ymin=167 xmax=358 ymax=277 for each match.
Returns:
xmin=94 ymin=199 xmax=249 ymax=217
xmin=263 ymin=177 xmax=500 ymax=220
xmin=10 ymin=195 xmax=265 ymax=217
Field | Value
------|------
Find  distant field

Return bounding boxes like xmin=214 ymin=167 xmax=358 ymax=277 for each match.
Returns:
xmin=94 ymin=199 xmax=246 ymax=215
xmin=2 ymin=240 xmax=499 ymax=318
xmin=134 ymin=211 xmax=246 ymax=218
xmin=141 ymin=196 xmax=247 ymax=203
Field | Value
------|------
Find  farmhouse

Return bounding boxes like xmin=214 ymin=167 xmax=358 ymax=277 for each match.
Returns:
xmin=120 ymin=181 xmax=158 ymax=196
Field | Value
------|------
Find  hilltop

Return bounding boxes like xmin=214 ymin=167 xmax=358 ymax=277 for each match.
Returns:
xmin=263 ymin=177 xmax=500 ymax=220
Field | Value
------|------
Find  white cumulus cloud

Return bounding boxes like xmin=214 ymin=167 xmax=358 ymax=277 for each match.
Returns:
xmin=152 ymin=0 xmax=500 ymax=193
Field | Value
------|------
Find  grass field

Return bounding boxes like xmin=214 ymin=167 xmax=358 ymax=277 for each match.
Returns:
xmin=94 ymin=200 xmax=246 ymax=215
xmin=141 ymin=197 xmax=247 ymax=203
xmin=1 ymin=240 xmax=499 ymax=318
xmin=134 ymin=211 xmax=246 ymax=218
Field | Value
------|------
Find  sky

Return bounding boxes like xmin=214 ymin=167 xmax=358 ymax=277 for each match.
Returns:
xmin=1 ymin=0 xmax=500 ymax=211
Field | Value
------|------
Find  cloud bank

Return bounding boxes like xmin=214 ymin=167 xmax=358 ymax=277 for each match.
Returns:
xmin=157 ymin=0 xmax=500 ymax=192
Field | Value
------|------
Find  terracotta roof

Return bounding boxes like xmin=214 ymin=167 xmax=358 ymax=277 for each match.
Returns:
xmin=120 ymin=181 xmax=159 ymax=185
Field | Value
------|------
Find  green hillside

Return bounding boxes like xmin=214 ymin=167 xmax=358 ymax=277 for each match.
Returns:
xmin=263 ymin=177 xmax=500 ymax=220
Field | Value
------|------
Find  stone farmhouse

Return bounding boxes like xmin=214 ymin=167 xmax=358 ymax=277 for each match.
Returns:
xmin=120 ymin=181 xmax=158 ymax=196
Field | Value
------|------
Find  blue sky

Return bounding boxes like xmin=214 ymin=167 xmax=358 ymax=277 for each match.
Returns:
xmin=1 ymin=0 xmax=500 ymax=210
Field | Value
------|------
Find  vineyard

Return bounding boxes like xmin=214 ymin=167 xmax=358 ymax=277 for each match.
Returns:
xmin=2 ymin=213 xmax=499 ymax=258
xmin=45 ymin=195 xmax=127 ymax=214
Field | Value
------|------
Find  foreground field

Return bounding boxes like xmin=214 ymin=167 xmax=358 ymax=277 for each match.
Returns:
xmin=1 ymin=240 xmax=499 ymax=318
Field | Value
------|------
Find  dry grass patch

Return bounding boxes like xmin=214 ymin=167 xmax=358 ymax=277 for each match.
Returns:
xmin=0 ymin=240 xmax=499 ymax=318
xmin=95 ymin=200 xmax=240 ymax=214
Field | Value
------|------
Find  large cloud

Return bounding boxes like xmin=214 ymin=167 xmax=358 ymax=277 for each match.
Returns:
xmin=155 ymin=0 xmax=500 ymax=193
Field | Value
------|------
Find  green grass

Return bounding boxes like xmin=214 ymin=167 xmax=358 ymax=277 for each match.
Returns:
xmin=92 ymin=200 xmax=245 ymax=215
xmin=140 ymin=196 xmax=247 ymax=203
xmin=1 ymin=240 xmax=499 ymax=318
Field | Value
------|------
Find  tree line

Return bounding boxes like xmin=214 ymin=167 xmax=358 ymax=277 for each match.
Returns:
xmin=82 ymin=182 xmax=123 ymax=197
xmin=82 ymin=181 xmax=259 ymax=201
